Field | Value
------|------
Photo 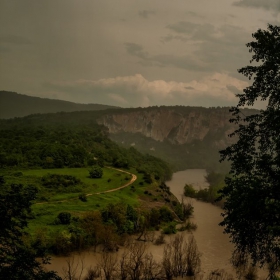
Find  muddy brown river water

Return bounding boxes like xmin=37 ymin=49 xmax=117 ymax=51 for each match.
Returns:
xmin=166 ymin=169 xmax=234 ymax=274
xmin=47 ymin=169 xmax=268 ymax=278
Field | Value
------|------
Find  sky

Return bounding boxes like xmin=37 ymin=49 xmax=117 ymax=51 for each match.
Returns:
xmin=0 ymin=0 xmax=279 ymax=108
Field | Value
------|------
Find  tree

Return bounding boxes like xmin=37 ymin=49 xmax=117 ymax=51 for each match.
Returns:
xmin=57 ymin=212 xmax=72 ymax=225
xmin=162 ymin=234 xmax=201 ymax=278
xmin=219 ymin=24 xmax=280 ymax=278
xmin=184 ymin=184 xmax=196 ymax=198
xmin=89 ymin=166 xmax=103 ymax=178
xmin=0 ymin=184 xmax=61 ymax=279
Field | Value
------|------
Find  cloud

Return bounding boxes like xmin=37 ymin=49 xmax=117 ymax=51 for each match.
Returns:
xmin=226 ymin=85 xmax=242 ymax=95
xmin=46 ymin=73 xmax=248 ymax=108
xmin=124 ymin=43 xmax=209 ymax=71
xmin=166 ymin=21 xmax=198 ymax=34
xmin=138 ymin=10 xmax=156 ymax=19
xmin=233 ymin=0 xmax=280 ymax=13
xmin=160 ymin=22 xmax=251 ymax=76
xmin=125 ymin=23 xmax=251 ymax=75
xmin=124 ymin=43 xmax=149 ymax=59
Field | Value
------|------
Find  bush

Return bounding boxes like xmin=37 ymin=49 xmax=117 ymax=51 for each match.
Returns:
xmin=41 ymin=174 xmax=81 ymax=188
xmin=163 ymin=222 xmax=177 ymax=234
xmin=57 ymin=212 xmax=71 ymax=225
xmin=184 ymin=184 xmax=196 ymax=198
xmin=89 ymin=166 xmax=103 ymax=178
xmin=196 ymin=188 xmax=209 ymax=201
xmin=159 ymin=206 xmax=173 ymax=223
xmin=79 ymin=193 xmax=87 ymax=202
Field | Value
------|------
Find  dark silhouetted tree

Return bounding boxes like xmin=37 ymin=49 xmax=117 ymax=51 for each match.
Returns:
xmin=219 ymin=24 xmax=280 ymax=278
xmin=0 ymin=184 xmax=61 ymax=279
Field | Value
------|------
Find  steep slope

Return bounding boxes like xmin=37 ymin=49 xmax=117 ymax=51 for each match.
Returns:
xmin=97 ymin=106 xmax=236 ymax=146
xmin=97 ymin=106 xmax=257 ymax=171
xmin=0 ymin=91 xmax=119 ymax=119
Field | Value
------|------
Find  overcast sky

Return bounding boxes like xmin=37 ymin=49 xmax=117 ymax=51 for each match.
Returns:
xmin=0 ymin=0 xmax=279 ymax=108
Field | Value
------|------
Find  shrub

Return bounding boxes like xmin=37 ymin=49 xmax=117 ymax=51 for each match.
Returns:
xmin=41 ymin=174 xmax=81 ymax=188
xmin=57 ymin=212 xmax=71 ymax=225
xmin=159 ymin=206 xmax=173 ymax=223
xmin=79 ymin=193 xmax=87 ymax=202
xmin=184 ymin=184 xmax=196 ymax=198
xmin=89 ymin=166 xmax=103 ymax=178
xmin=163 ymin=222 xmax=177 ymax=234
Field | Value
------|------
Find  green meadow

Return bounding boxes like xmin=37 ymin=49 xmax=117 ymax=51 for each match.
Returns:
xmin=2 ymin=167 xmax=150 ymax=234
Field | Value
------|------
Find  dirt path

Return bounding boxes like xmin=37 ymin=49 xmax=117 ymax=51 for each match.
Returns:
xmin=36 ymin=167 xmax=137 ymax=205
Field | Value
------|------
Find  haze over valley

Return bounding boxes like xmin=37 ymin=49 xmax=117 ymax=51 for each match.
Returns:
xmin=1 ymin=0 xmax=279 ymax=279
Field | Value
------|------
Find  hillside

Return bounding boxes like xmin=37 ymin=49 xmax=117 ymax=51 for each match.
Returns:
xmin=97 ymin=106 xmax=258 ymax=171
xmin=0 ymin=92 xmax=258 ymax=171
xmin=0 ymin=91 xmax=119 ymax=119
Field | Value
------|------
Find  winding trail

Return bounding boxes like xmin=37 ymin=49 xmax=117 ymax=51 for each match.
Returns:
xmin=36 ymin=167 xmax=137 ymax=205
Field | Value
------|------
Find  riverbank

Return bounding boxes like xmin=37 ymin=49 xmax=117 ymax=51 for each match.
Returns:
xmin=166 ymin=169 xmax=234 ymax=275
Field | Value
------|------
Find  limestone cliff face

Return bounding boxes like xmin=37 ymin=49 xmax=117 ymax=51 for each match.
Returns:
xmin=97 ymin=107 xmax=235 ymax=146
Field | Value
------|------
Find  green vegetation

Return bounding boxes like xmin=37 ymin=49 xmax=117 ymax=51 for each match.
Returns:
xmin=184 ymin=172 xmax=225 ymax=205
xmin=219 ymin=24 xmax=280 ymax=278
xmin=89 ymin=165 xmax=103 ymax=178
xmin=111 ymin=130 xmax=231 ymax=172
xmin=0 ymin=182 xmax=61 ymax=279
xmin=0 ymin=120 xmax=172 ymax=182
xmin=0 ymin=109 xmax=186 ymax=262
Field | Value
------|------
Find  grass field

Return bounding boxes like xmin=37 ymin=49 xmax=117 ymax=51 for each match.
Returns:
xmin=1 ymin=167 xmax=151 ymax=234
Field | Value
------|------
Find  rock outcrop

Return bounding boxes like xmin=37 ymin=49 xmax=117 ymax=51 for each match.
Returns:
xmin=97 ymin=106 xmax=236 ymax=147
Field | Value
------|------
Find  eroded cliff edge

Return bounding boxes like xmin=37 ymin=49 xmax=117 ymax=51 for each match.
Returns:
xmin=97 ymin=106 xmax=257 ymax=171
xmin=97 ymin=106 xmax=235 ymax=147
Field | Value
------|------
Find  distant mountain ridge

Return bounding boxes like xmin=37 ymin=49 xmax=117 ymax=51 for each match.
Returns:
xmin=0 ymin=90 xmax=258 ymax=172
xmin=0 ymin=91 xmax=119 ymax=119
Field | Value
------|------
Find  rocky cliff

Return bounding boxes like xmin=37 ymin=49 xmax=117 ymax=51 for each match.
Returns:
xmin=97 ymin=106 xmax=235 ymax=147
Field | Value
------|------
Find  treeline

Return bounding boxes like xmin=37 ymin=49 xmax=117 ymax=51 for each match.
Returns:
xmin=184 ymin=172 xmax=226 ymax=205
xmin=0 ymin=121 xmax=172 ymax=182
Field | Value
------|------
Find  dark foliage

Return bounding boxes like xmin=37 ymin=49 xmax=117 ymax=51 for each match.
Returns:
xmin=219 ymin=24 xmax=280 ymax=276
xmin=0 ymin=184 xmax=61 ymax=279
xmin=0 ymin=120 xmax=172 ymax=183
xmin=57 ymin=212 xmax=72 ymax=225
xmin=89 ymin=166 xmax=103 ymax=179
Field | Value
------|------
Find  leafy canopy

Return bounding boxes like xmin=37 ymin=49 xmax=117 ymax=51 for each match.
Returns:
xmin=219 ymin=24 xmax=280 ymax=276
xmin=0 ymin=183 xmax=61 ymax=279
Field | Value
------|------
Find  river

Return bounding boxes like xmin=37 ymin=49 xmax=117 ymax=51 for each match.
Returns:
xmin=166 ymin=169 xmax=234 ymax=274
xmin=47 ymin=169 xmax=268 ymax=278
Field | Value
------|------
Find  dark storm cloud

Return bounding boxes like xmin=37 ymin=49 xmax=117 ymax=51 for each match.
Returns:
xmin=124 ymin=43 xmax=209 ymax=71
xmin=166 ymin=21 xmax=198 ymax=34
xmin=234 ymin=0 xmax=280 ymax=12
xmin=162 ymin=22 xmax=251 ymax=76
xmin=138 ymin=10 xmax=156 ymax=19
xmin=124 ymin=43 xmax=149 ymax=59
xmin=0 ymin=0 xmax=272 ymax=108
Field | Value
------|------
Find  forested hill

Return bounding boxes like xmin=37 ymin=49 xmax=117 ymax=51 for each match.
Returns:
xmin=0 ymin=91 xmax=119 ymax=119
xmin=0 ymin=114 xmax=172 ymax=183
xmin=0 ymin=93 xmax=258 ymax=172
